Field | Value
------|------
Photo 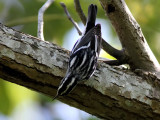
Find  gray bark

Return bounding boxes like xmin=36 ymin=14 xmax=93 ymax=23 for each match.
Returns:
xmin=0 ymin=23 xmax=160 ymax=119
xmin=99 ymin=0 xmax=160 ymax=73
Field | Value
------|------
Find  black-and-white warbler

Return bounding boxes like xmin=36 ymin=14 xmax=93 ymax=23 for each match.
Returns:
xmin=53 ymin=4 xmax=101 ymax=99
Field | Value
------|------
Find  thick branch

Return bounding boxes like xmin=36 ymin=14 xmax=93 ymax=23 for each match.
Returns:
xmin=99 ymin=0 xmax=160 ymax=73
xmin=0 ymin=23 xmax=160 ymax=119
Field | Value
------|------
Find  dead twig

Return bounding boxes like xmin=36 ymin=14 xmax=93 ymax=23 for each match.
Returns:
xmin=38 ymin=0 xmax=54 ymax=40
xmin=60 ymin=2 xmax=82 ymax=35
xmin=74 ymin=0 xmax=87 ymax=25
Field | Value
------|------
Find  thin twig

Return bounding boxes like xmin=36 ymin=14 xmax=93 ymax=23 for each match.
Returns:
xmin=74 ymin=0 xmax=87 ymax=25
xmin=60 ymin=2 xmax=82 ymax=36
xmin=38 ymin=0 xmax=54 ymax=41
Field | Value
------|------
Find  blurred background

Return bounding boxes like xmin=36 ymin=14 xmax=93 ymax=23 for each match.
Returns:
xmin=0 ymin=0 xmax=160 ymax=120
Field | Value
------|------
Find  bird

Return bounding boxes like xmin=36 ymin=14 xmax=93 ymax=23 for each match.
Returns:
xmin=53 ymin=4 xmax=101 ymax=100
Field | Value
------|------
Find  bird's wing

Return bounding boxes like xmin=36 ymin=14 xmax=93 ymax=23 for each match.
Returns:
xmin=71 ymin=27 xmax=95 ymax=53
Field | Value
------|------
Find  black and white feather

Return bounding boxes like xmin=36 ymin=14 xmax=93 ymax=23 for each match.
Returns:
xmin=53 ymin=4 xmax=102 ymax=99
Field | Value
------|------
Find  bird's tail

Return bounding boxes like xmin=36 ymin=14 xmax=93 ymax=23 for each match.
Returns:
xmin=85 ymin=4 xmax=97 ymax=34
xmin=53 ymin=74 xmax=78 ymax=100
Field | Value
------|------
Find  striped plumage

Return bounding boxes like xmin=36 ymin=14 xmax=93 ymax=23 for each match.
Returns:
xmin=53 ymin=4 xmax=101 ymax=99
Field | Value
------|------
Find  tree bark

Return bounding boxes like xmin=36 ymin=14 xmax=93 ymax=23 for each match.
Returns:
xmin=99 ymin=0 xmax=160 ymax=73
xmin=0 ymin=23 xmax=160 ymax=119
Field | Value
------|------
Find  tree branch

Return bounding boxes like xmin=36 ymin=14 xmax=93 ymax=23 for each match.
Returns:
xmin=99 ymin=0 xmax=160 ymax=73
xmin=37 ymin=0 xmax=54 ymax=40
xmin=74 ymin=0 xmax=87 ymax=25
xmin=102 ymin=39 xmax=127 ymax=64
xmin=0 ymin=23 xmax=160 ymax=119
xmin=60 ymin=2 xmax=82 ymax=35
